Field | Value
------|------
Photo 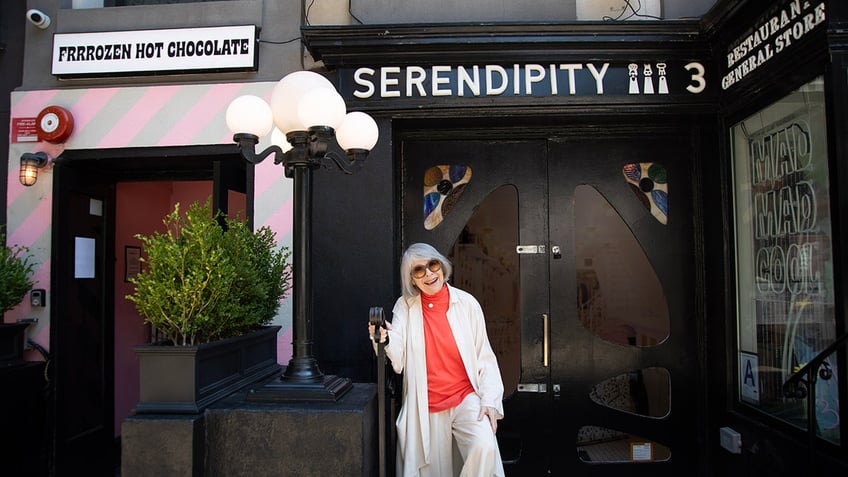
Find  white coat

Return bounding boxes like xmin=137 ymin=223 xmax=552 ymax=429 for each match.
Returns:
xmin=383 ymin=284 xmax=505 ymax=477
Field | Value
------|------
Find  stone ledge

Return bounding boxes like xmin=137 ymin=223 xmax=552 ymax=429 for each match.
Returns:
xmin=122 ymin=382 xmax=377 ymax=477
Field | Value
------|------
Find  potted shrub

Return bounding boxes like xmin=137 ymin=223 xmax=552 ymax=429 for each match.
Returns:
xmin=0 ymin=230 xmax=36 ymax=364
xmin=126 ymin=199 xmax=292 ymax=413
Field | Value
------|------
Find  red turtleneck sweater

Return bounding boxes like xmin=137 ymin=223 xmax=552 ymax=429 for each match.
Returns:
xmin=422 ymin=285 xmax=474 ymax=412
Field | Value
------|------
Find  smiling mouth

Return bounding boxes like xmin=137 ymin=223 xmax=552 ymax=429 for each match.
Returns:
xmin=424 ymin=276 xmax=440 ymax=286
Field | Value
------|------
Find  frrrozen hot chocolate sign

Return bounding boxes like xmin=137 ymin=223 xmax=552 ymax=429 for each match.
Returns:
xmin=51 ymin=25 xmax=257 ymax=77
xmin=722 ymin=0 xmax=826 ymax=90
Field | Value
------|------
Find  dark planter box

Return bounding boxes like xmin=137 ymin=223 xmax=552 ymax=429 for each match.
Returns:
xmin=134 ymin=325 xmax=282 ymax=414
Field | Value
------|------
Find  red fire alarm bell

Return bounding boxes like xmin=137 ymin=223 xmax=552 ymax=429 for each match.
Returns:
xmin=36 ymin=106 xmax=74 ymax=144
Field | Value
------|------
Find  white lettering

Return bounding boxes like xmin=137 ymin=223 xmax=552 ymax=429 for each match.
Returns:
xmin=431 ymin=65 xmax=452 ymax=96
xmin=789 ymin=0 xmax=801 ymax=19
xmin=559 ymin=64 xmax=583 ymax=95
xmin=349 ymin=62 xmax=660 ymax=99
xmin=353 ymin=68 xmax=375 ymax=99
xmin=380 ymin=66 xmax=401 ymax=98
xmin=513 ymin=64 xmax=521 ymax=95
xmin=686 ymin=62 xmax=706 ymax=93
xmin=407 ymin=66 xmax=427 ymax=97
xmin=749 ymin=114 xmax=824 ymax=298
xmin=486 ymin=65 xmax=508 ymax=96
xmin=457 ymin=66 xmax=480 ymax=97
xmin=549 ymin=64 xmax=559 ymax=95
xmin=524 ymin=64 xmax=546 ymax=95
xmin=750 ymin=121 xmax=813 ymax=184
xmin=723 ymin=0 xmax=825 ymax=89
xmin=586 ymin=63 xmax=608 ymax=94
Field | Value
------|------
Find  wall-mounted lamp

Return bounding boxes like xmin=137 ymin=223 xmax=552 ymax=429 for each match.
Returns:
xmin=19 ymin=152 xmax=49 ymax=187
xmin=226 ymin=71 xmax=379 ymax=402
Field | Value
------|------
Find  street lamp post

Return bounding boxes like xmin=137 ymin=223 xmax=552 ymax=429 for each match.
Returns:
xmin=226 ymin=71 xmax=379 ymax=401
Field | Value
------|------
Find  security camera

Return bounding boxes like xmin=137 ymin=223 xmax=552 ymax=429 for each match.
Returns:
xmin=26 ymin=9 xmax=51 ymax=29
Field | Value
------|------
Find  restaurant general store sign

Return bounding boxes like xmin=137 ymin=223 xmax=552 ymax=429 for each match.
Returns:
xmin=722 ymin=0 xmax=826 ymax=90
xmin=51 ymin=25 xmax=257 ymax=77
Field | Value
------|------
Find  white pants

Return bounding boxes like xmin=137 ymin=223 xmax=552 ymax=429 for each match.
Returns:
xmin=419 ymin=393 xmax=505 ymax=477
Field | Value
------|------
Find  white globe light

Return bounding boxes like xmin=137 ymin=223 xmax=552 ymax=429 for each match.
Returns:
xmin=336 ymin=112 xmax=379 ymax=151
xmin=270 ymin=71 xmax=336 ymax=133
xmin=270 ymin=127 xmax=293 ymax=153
xmin=226 ymin=95 xmax=273 ymax=137
xmin=297 ymin=88 xmax=347 ymax=130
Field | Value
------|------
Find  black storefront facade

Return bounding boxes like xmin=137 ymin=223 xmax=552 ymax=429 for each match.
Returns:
xmin=298 ymin=1 xmax=847 ymax=476
xmin=5 ymin=0 xmax=847 ymax=476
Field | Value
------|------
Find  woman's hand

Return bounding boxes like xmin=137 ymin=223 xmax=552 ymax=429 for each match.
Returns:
xmin=477 ymin=405 xmax=498 ymax=434
xmin=367 ymin=321 xmax=392 ymax=344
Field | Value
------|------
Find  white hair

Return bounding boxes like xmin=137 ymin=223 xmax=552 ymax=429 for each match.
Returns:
xmin=400 ymin=243 xmax=452 ymax=298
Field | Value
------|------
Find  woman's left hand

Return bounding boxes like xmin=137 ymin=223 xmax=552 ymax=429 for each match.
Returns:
xmin=477 ymin=406 xmax=498 ymax=434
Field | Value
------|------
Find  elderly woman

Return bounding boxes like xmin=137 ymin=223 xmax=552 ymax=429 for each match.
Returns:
xmin=369 ymin=242 xmax=505 ymax=477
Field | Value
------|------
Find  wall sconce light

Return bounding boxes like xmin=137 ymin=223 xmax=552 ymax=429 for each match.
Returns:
xmin=226 ymin=71 xmax=379 ymax=402
xmin=19 ymin=152 xmax=49 ymax=187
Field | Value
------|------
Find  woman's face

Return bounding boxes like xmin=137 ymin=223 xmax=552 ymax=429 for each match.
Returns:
xmin=410 ymin=258 xmax=445 ymax=295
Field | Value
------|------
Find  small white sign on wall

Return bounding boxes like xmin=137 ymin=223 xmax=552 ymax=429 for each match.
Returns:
xmin=630 ymin=442 xmax=653 ymax=461
xmin=740 ymin=351 xmax=760 ymax=404
xmin=74 ymin=237 xmax=96 ymax=279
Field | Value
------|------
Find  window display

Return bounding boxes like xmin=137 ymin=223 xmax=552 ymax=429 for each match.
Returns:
xmin=731 ymin=76 xmax=840 ymax=444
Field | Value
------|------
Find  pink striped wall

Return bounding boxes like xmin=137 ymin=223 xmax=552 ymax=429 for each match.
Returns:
xmin=6 ymin=82 xmax=294 ymax=362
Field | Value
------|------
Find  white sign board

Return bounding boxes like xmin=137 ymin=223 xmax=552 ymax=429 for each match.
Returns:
xmin=52 ymin=25 xmax=257 ymax=77
xmin=740 ymin=351 xmax=760 ymax=404
xmin=74 ymin=237 xmax=96 ymax=279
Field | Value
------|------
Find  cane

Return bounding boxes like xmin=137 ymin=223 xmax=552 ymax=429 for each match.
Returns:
xmin=369 ymin=306 xmax=387 ymax=477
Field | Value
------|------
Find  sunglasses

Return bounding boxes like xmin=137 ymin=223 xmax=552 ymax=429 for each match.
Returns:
xmin=411 ymin=259 xmax=443 ymax=279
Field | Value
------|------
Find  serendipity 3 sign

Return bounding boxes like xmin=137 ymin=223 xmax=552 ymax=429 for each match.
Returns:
xmin=51 ymin=25 xmax=257 ymax=77
xmin=722 ymin=0 xmax=826 ymax=90
xmin=339 ymin=61 xmax=708 ymax=103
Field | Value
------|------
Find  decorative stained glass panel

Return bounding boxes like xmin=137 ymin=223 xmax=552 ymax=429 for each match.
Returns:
xmin=423 ymin=165 xmax=472 ymax=230
xmin=622 ymin=162 xmax=668 ymax=225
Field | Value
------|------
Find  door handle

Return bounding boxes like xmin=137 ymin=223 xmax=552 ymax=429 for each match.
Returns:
xmin=542 ymin=313 xmax=549 ymax=367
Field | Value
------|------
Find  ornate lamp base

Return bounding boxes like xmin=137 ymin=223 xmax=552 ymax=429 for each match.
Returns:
xmin=246 ymin=374 xmax=353 ymax=402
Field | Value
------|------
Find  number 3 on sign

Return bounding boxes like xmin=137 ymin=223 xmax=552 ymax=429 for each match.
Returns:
xmin=685 ymin=62 xmax=706 ymax=94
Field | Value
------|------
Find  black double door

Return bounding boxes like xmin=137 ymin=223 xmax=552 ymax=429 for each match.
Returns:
xmin=403 ymin=129 xmax=699 ymax=475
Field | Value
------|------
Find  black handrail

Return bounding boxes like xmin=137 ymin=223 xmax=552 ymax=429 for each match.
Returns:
xmin=782 ymin=331 xmax=848 ymax=473
xmin=369 ymin=307 xmax=388 ymax=477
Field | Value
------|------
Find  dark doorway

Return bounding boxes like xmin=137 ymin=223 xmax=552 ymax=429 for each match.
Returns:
xmin=49 ymin=148 xmax=248 ymax=476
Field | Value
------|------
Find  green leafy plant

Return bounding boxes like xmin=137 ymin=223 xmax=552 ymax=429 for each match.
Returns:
xmin=126 ymin=199 xmax=292 ymax=346
xmin=0 ymin=230 xmax=37 ymax=315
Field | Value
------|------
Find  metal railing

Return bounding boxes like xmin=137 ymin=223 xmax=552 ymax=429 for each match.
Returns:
xmin=782 ymin=331 xmax=847 ymax=473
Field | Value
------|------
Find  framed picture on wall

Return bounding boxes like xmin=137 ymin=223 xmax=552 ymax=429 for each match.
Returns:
xmin=125 ymin=245 xmax=141 ymax=282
